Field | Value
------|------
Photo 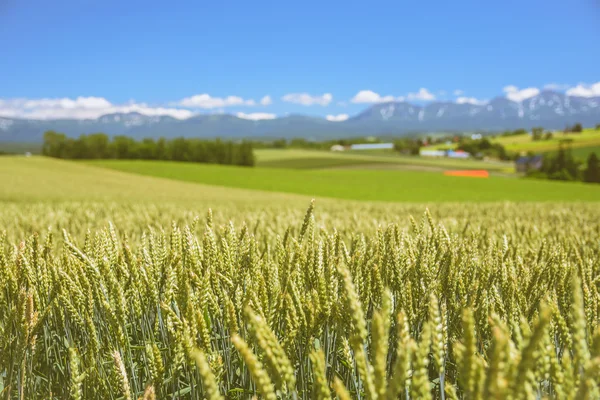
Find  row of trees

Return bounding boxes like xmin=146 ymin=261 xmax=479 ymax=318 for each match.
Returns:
xmin=564 ymin=123 xmax=583 ymax=133
xmin=500 ymin=128 xmax=528 ymax=137
xmin=531 ymin=127 xmax=554 ymax=141
xmin=527 ymin=145 xmax=600 ymax=183
xmin=42 ymin=131 xmax=255 ymax=166
xmin=456 ymin=138 xmax=510 ymax=160
xmin=393 ymin=138 xmax=422 ymax=155
xmin=501 ymin=122 xmax=592 ymax=140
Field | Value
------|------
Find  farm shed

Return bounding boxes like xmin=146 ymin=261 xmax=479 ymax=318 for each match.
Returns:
xmin=515 ymin=155 xmax=543 ymax=173
xmin=349 ymin=143 xmax=394 ymax=150
xmin=447 ymin=150 xmax=470 ymax=159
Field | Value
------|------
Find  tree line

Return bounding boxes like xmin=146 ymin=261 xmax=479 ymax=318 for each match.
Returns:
xmin=42 ymin=131 xmax=255 ymax=166
xmin=527 ymin=144 xmax=600 ymax=184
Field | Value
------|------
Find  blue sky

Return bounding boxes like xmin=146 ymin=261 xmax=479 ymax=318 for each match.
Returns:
xmin=1 ymin=0 xmax=599 ymax=121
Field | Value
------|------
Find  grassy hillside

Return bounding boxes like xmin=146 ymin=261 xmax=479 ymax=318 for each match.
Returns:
xmin=0 ymin=156 xmax=306 ymax=206
xmin=492 ymin=128 xmax=600 ymax=154
xmin=86 ymin=158 xmax=600 ymax=202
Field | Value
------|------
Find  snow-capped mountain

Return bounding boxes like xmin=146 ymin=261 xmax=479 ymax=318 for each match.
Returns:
xmin=347 ymin=91 xmax=599 ymax=132
xmin=96 ymin=112 xmax=176 ymax=126
xmin=1 ymin=91 xmax=599 ymax=142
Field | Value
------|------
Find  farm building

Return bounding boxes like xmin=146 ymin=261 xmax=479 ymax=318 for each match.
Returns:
xmin=447 ymin=150 xmax=470 ymax=159
xmin=350 ymin=143 xmax=394 ymax=151
xmin=515 ymin=155 xmax=543 ymax=173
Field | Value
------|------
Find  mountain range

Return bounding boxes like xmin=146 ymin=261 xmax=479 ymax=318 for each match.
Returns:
xmin=1 ymin=90 xmax=599 ymax=142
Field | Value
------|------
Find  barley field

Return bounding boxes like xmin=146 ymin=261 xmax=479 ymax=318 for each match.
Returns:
xmin=1 ymin=157 xmax=600 ymax=399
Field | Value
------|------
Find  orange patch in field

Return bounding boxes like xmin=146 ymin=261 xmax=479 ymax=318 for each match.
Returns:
xmin=444 ymin=170 xmax=489 ymax=178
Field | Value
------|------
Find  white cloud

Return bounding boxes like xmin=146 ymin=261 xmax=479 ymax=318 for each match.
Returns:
xmin=407 ymin=88 xmax=436 ymax=101
xmin=236 ymin=112 xmax=277 ymax=120
xmin=566 ymin=82 xmax=600 ymax=98
xmin=179 ymin=94 xmax=256 ymax=109
xmin=0 ymin=97 xmax=193 ymax=120
xmin=350 ymin=90 xmax=397 ymax=104
xmin=456 ymin=97 xmax=487 ymax=105
xmin=281 ymin=92 xmax=332 ymax=106
xmin=544 ymin=83 xmax=570 ymax=91
xmin=453 ymin=90 xmax=464 ymax=96
xmin=503 ymin=85 xmax=540 ymax=102
xmin=325 ymin=114 xmax=349 ymax=122
xmin=20 ymin=97 xmax=113 ymax=110
xmin=260 ymin=95 xmax=273 ymax=106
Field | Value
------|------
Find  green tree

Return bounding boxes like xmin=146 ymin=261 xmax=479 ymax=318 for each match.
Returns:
xmin=235 ymin=141 xmax=255 ymax=166
xmin=566 ymin=122 xmax=583 ymax=133
xmin=41 ymin=131 xmax=256 ymax=167
xmin=70 ymin=135 xmax=89 ymax=159
xmin=540 ymin=143 xmax=581 ymax=181
xmin=168 ymin=137 xmax=192 ymax=161
xmin=531 ymin=127 xmax=544 ymax=141
xmin=224 ymin=141 xmax=235 ymax=165
xmin=394 ymin=138 xmax=421 ymax=155
xmin=138 ymin=138 xmax=157 ymax=159
xmin=583 ymin=153 xmax=600 ymax=183
xmin=111 ymin=135 xmax=138 ymax=159
xmin=83 ymin=133 xmax=111 ymax=159
xmin=272 ymin=139 xmax=287 ymax=149
xmin=42 ymin=131 xmax=69 ymax=158
xmin=155 ymin=138 xmax=168 ymax=160
xmin=191 ymin=140 xmax=208 ymax=163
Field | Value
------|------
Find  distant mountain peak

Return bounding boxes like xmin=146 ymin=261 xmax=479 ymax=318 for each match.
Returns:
xmin=1 ymin=91 xmax=599 ymax=141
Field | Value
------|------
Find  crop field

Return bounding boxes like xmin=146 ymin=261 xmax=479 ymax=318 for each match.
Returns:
xmin=1 ymin=156 xmax=600 ymax=399
xmin=258 ymin=155 xmax=390 ymax=170
xmin=86 ymin=158 xmax=600 ymax=202
xmin=255 ymin=149 xmax=512 ymax=172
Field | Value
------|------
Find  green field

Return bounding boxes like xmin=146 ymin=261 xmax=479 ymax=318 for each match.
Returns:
xmin=255 ymin=148 xmax=513 ymax=172
xmin=492 ymin=128 xmax=600 ymax=153
xmin=258 ymin=155 xmax=391 ymax=169
xmin=84 ymin=158 xmax=600 ymax=202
